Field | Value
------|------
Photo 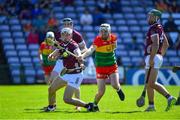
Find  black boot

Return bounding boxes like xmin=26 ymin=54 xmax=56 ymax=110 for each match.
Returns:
xmin=86 ymin=102 xmax=99 ymax=112
xmin=117 ymin=89 xmax=125 ymax=101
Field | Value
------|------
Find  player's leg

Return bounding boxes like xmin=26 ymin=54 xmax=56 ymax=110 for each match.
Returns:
xmin=47 ymin=60 xmax=63 ymax=105
xmin=94 ymin=78 xmax=106 ymax=105
xmin=144 ymin=55 xmax=156 ymax=111
xmin=48 ymin=77 xmax=66 ymax=104
xmin=148 ymin=68 xmax=176 ymax=111
xmin=74 ymin=88 xmax=81 ymax=110
xmin=46 ymin=66 xmax=55 ymax=84
xmin=63 ymin=85 xmax=86 ymax=106
xmin=154 ymin=55 xmax=176 ymax=111
xmin=62 ymin=73 xmax=83 ymax=106
xmin=46 ymin=71 xmax=59 ymax=107
xmin=146 ymin=55 xmax=176 ymax=111
xmin=63 ymin=85 xmax=96 ymax=111
xmin=145 ymin=68 xmax=156 ymax=111
xmin=109 ymin=72 xmax=125 ymax=101
xmin=74 ymin=88 xmax=80 ymax=99
xmin=48 ymin=70 xmax=59 ymax=84
xmin=48 ymin=59 xmax=64 ymax=83
xmin=44 ymin=75 xmax=50 ymax=84
xmin=62 ymin=73 xmax=96 ymax=111
xmin=43 ymin=66 xmax=52 ymax=84
xmin=45 ymin=77 xmax=66 ymax=112
xmin=62 ymin=72 xmax=84 ymax=98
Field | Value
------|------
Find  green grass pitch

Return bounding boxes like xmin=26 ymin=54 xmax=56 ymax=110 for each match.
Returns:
xmin=0 ymin=85 xmax=179 ymax=120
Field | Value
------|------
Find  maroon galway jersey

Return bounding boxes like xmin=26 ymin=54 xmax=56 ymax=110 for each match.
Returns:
xmin=59 ymin=40 xmax=81 ymax=74
xmin=144 ymin=23 xmax=165 ymax=56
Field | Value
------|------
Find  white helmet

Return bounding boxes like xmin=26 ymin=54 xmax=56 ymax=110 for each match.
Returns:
xmin=61 ymin=27 xmax=73 ymax=35
xmin=46 ymin=31 xmax=55 ymax=38
xmin=100 ymin=23 xmax=111 ymax=32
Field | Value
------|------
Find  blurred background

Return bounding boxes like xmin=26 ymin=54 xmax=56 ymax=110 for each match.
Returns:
xmin=0 ymin=0 xmax=179 ymax=85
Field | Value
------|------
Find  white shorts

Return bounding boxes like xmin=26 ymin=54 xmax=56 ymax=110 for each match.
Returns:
xmin=60 ymin=72 xmax=83 ymax=89
xmin=52 ymin=59 xmax=64 ymax=73
xmin=145 ymin=54 xmax=163 ymax=69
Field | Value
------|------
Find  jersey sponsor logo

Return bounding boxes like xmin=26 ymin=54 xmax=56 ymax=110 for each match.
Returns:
xmin=126 ymin=68 xmax=180 ymax=85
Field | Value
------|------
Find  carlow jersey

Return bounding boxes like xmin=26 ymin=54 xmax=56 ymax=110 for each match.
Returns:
xmin=144 ymin=23 xmax=164 ymax=56
xmin=39 ymin=41 xmax=56 ymax=66
xmin=93 ymin=34 xmax=117 ymax=67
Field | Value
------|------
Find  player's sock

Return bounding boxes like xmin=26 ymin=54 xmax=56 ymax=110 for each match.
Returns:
xmin=144 ymin=102 xmax=155 ymax=112
xmin=117 ymin=88 xmax=125 ymax=101
xmin=149 ymin=101 xmax=154 ymax=106
xmin=165 ymin=94 xmax=171 ymax=99
xmin=168 ymin=96 xmax=173 ymax=100
xmin=84 ymin=104 xmax=90 ymax=108
xmin=149 ymin=104 xmax=154 ymax=108
xmin=148 ymin=102 xmax=154 ymax=108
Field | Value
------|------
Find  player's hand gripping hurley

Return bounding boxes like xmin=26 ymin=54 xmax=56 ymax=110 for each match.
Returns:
xmin=51 ymin=40 xmax=78 ymax=58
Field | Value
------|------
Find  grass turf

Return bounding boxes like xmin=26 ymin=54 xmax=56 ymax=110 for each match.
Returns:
xmin=0 ymin=85 xmax=179 ymax=120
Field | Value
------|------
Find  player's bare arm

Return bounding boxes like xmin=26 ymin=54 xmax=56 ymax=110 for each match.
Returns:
xmin=82 ymin=45 xmax=96 ymax=58
xmin=48 ymin=49 xmax=60 ymax=61
xmin=74 ymin=48 xmax=86 ymax=70
xmin=149 ymin=34 xmax=159 ymax=66
xmin=78 ymin=41 xmax=88 ymax=54
xmin=39 ymin=49 xmax=43 ymax=64
xmin=161 ymin=34 xmax=169 ymax=56
xmin=76 ymin=45 xmax=95 ymax=67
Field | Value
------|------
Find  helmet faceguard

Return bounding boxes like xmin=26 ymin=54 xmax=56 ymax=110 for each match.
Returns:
xmin=62 ymin=18 xmax=73 ymax=28
xmin=99 ymin=23 xmax=111 ymax=39
xmin=148 ymin=9 xmax=162 ymax=22
xmin=45 ymin=31 xmax=55 ymax=45
xmin=148 ymin=9 xmax=162 ymax=18
xmin=147 ymin=9 xmax=162 ymax=25
xmin=61 ymin=27 xmax=73 ymax=42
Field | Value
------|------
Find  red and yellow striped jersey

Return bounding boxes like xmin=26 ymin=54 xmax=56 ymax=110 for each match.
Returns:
xmin=93 ymin=34 xmax=117 ymax=67
xmin=39 ymin=41 xmax=56 ymax=66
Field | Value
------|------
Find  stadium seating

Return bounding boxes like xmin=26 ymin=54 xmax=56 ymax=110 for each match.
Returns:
xmin=0 ymin=0 xmax=179 ymax=84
